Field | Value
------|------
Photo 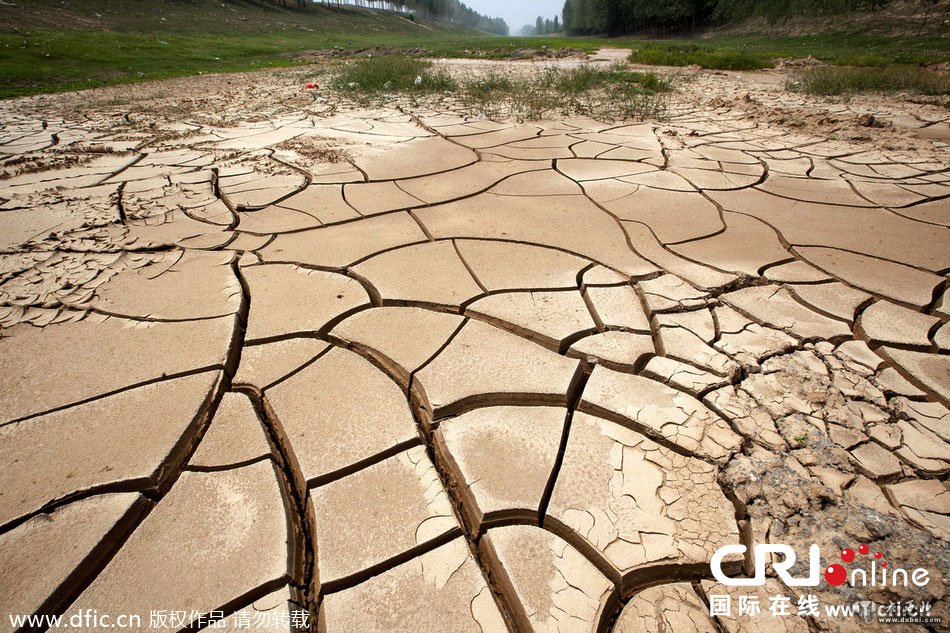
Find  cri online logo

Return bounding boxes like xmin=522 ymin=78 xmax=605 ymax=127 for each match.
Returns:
xmin=711 ymin=543 xmax=931 ymax=588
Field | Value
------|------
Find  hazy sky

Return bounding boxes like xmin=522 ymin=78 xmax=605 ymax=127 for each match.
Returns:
xmin=464 ymin=0 xmax=564 ymax=33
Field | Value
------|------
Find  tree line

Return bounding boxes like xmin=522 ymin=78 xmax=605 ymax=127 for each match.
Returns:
xmin=307 ymin=0 xmax=509 ymax=34
xmin=520 ymin=15 xmax=561 ymax=36
xmin=560 ymin=0 xmax=892 ymax=35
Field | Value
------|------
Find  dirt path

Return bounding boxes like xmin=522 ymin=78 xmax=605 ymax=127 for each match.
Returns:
xmin=589 ymin=47 xmax=633 ymax=62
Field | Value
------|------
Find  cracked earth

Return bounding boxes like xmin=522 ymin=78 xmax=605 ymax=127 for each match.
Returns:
xmin=0 ymin=53 xmax=948 ymax=633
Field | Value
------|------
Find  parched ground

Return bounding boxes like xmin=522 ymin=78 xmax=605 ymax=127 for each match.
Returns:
xmin=0 ymin=53 xmax=948 ymax=633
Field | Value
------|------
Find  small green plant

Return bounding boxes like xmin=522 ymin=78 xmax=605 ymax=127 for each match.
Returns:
xmin=794 ymin=432 xmax=810 ymax=447
xmin=788 ymin=66 xmax=950 ymax=96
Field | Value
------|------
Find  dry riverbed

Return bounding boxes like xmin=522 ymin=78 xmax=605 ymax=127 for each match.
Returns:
xmin=0 ymin=50 xmax=948 ymax=633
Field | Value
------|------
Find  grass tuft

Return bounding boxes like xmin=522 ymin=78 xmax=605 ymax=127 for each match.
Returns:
xmin=788 ymin=66 xmax=950 ymax=96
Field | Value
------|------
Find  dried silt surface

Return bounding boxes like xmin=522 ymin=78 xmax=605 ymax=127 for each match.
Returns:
xmin=0 ymin=55 xmax=948 ymax=633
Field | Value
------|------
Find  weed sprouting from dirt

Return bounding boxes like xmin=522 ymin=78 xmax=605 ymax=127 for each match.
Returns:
xmin=333 ymin=59 xmax=673 ymax=121
xmin=788 ymin=66 xmax=950 ymax=96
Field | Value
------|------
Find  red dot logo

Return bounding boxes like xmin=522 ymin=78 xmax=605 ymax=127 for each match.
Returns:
xmin=858 ymin=544 xmax=870 ymax=555
xmin=825 ymin=564 xmax=847 ymax=586
xmin=840 ymin=548 xmax=855 ymax=563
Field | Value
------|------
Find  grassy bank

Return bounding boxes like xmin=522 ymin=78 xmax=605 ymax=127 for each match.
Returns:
xmin=0 ymin=0 xmax=491 ymax=98
xmin=0 ymin=30 xmax=469 ymax=99
xmin=1 ymin=1 xmax=947 ymax=98
xmin=626 ymin=33 xmax=948 ymax=70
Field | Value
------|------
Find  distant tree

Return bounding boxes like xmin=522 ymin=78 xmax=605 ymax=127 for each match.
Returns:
xmin=553 ymin=15 xmax=560 ymax=31
xmin=313 ymin=0 xmax=508 ymax=34
xmin=562 ymin=0 xmax=575 ymax=31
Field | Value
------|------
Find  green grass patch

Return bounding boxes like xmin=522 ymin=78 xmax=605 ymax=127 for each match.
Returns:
xmin=789 ymin=66 xmax=950 ymax=96
xmin=2 ymin=0 xmax=469 ymax=36
xmin=548 ymin=66 xmax=673 ymax=94
xmin=336 ymin=60 xmax=673 ymax=121
xmin=334 ymin=56 xmax=455 ymax=93
xmin=630 ymin=45 xmax=773 ymax=70
xmin=0 ymin=30 xmax=434 ymax=99
xmin=460 ymin=72 xmax=515 ymax=102
xmin=621 ymin=33 xmax=948 ymax=69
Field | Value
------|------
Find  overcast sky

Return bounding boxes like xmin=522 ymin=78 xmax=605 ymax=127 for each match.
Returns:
xmin=464 ymin=0 xmax=564 ymax=33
